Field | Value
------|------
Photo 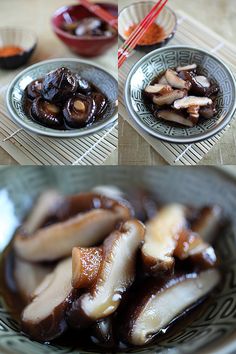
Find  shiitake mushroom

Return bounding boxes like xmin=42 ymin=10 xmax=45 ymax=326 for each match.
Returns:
xmin=26 ymin=79 xmax=44 ymax=100
xmin=42 ymin=67 xmax=78 ymax=103
xmin=31 ymin=97 xmax=63 ymax=128
xmin=92 ymin=92 xmax=107 ymax=116
xmin=63 ymin=94 xmax=96 ymax=128
xmin=75 ymin=75 xmax=93 ymax=95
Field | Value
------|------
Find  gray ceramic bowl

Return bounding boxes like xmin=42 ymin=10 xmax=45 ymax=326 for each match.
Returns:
xmin=119 ymin=2 xmax=177 ymax=52
xmin=125 ymin=46 xmax=236 ymax=143
xmin=7 ymin=58 xmax=118 ymax=138
xmin=0 ymin=166 xmax=236 ymax=354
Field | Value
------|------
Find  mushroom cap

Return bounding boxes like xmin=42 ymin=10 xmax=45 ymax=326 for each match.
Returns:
xmin=31 ymin=97 xmax=63 ymax=128
xmin=63 ymin=94 xmax=96 ymax=128
xmin=42 ymin=67 xmax=78 ymax=103
xmin=26 ymin=79 xmax=44 ymax=100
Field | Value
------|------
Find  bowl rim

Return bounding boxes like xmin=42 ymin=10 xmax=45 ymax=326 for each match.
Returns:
xmin=124 ymin=45 xmax=236 ymax=144
xmin=6 ymin=57 xmax=118 ymax=138
xmin=118 ymin=2 xmax=177 ymax=47
xmin=51 ymin=3 xmax=118 ymax=42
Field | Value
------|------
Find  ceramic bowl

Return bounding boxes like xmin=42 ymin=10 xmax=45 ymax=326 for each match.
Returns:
xmin=125 ymin=45 xmax=236 ymax=144
xmin=6 ymin=58 xmax=118 ymax=138
xmin=118 ymin=1 xmax=177 ymax=52
xmin=0 ymin=166 xmax=236 ymax=354
xmin=51 ymin=3 xmax=118 ymax=58
xmin=0 ymin=27 xmax=37 ymax=70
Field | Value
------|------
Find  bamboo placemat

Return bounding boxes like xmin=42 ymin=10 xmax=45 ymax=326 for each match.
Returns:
xmin=119 ymin=10 xmax=236 ymax=166
xmin=0 ymin=85 xmax=117 ymax=166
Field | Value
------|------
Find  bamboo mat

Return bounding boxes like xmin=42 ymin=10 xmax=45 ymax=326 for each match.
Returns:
xmin=0 ymin=85 xmax=117 ymax=166
xmin=119 ymin=10 xmax=236 ymax=166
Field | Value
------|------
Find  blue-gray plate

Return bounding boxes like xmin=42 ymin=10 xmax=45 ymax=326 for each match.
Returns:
xmin=7 ymin=58 xmax=118 ymax=138
xmin=125 ymin=46 xmax=236 ymax=144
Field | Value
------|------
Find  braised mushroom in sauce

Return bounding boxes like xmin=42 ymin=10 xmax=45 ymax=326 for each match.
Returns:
xmin=0 ymin=187 xmax=224 ymax=351
xmin=24 ymin=67 xmax=108 ymax=129
xmin=144 ymin=63 xmax=219 ymax=127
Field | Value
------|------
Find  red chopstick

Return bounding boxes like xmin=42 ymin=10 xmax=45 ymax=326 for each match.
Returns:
xmin=118 ymin=0 xmax=168 ymax=68
xmin=80 ymin=0 xmax=118 ymax=31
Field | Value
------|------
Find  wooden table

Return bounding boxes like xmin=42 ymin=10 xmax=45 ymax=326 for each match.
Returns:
xmin=0 ymin=0 xmax=117 ymax=165
xmin=119 ymin=0 xmax=236 ymax=165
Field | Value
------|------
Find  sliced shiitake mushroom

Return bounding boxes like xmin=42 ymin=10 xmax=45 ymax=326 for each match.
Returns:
xmin=42 ymin=67 xmax=78 ymax=103
xmin=174 ymin=229 xmax=217 ymax=269
xmin=21 ymin=258 xmax=72 ymax=342
xmin=192 ymin=206 xmax=222 ymax=243
xmin=26 ymin=79 xmax=44 ymax=100
xmin=144 ymin=84 xmax=172 ymax=94
xmin=174 ymin=96 xmax=212 ymax=110
xmin=67 ymin=219 xmax=145 ymax=327
xmin=152 ymin=89 xmax=186 ymax=106
xmin=123 ymin=269 xmax=220 ymax=346
xmin=157 ymin=110 xmax=194 ymax=127
xmin=63 ymin=94 xmax=96 ymax=128
xmin=21 ymin=190 xmax=64 ymax=234
xmin=14 ymin=257 xmax=54 ymax=303
xmin=72 ymin=247 xmax=103 ymax=289
xmin=47 ymin=192 xmax=132 ymax=223
xmin=142 ymin=204 xmax=187 ymax=274
xmin=165 ymin=69 xmax=191 ymax=90
xmin=14 ymin=208 xmax=128 ymax=262
xmin=199 ymin=104 xmax=217 ymax=119
xmin=31 ymin=97 xmax=63 ymax=128
xmin=176 ymin=64 xmax=197 ymax=72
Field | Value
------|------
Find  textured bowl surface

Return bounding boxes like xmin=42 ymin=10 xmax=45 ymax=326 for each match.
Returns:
xmin=0 ymin=27 xmax=37 ymax=69
xmin=125 ymin=46 xmax=236 ymax=143
xmin=6 ymin=58 xmax=118 ymax=138
xmin=52 ymin=3 xmax=118 ymax=58
xmin=0 ymin=166 xmax=236 ymax=354
xmin=119 ymin=2 xmax=177 ymax=52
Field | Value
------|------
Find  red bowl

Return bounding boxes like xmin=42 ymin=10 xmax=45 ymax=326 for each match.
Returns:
xmin=51 ymin=3 xmax=118 ymax=58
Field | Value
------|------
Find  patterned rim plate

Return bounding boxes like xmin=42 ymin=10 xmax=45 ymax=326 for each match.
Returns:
xmin=6 ymin=58 xmax=118 ymax=138
xmin=125 ymin=45 xmax=236 ymax=144
xmin=0 ymin=166 xmax=236 ymax=354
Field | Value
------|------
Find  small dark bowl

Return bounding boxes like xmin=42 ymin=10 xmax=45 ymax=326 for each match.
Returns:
xmin=118 ymin=1 xmax=177 ymax=53
xmin=0 ymin=27 xmax=37 ymax=70
xmin=51 ymin=3 xmax=118 ymax=58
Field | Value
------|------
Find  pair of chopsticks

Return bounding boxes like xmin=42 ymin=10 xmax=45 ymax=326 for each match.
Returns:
xmin=79 ymin=0 xmax=118 ymax=31
xmin=118 ymin=0 xmax=169 ymax=68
